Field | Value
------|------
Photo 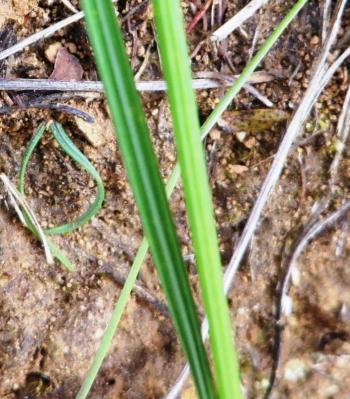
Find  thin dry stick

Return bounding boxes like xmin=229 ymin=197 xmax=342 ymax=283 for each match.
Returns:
xmin=210 ymin=0 xmax=217 ymax=27
xmin=0 ymin=78 xmax=214 ymax=91
xmin=5 ymin=187 xmax=27 ymax=226
xmin=134 ymin=41 xmax=153 ymax=81
xmin=60 ymin=0 xmax=79 ymax=13
xmin=322 ymin=0 xmax=332 ymax=43
xmin=244 ymin=82 xmax=273 ymax=107
xmin=165 ymin=2 xmax=348 ymax=397
xmin=0 ymin=0 xmax=119 ymax=62
xmin=0 ymin=77 xmax=271 ymax=92
xmin=211 ymin=0 xmax=268 ymax=41
xmin=0 ymin=78 xmax=273 ymax=106
xmin=0 ymin=173 xmax=53 ymax=264
xmin=187 ymin=0 xmax=213 ymax=33
xmin=281 ymin=201 xmax=350 ymax=317
xmin=249 ymin=24 xmax=261 ymax=60
xmin=329 ymin=83 xmax=350 ymax=186
xmin=263 ymin=201 xmax=350 ymax=399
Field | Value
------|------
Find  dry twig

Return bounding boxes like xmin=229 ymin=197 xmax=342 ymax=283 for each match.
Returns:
xmin=322 ymin=0 xmax=332 ymax=43
xmin=60 ymin=0 xmax=79 ymax=13
xmin=0 ymin=76 xmax=274 ymax=105
xmin=281 ymin=202 xmax=350 ymax=317
xmin=0 ymin=174 xmax=53 ymax=264
xmin=329 ymin=83 xmax=350 ymax=188
xmin=187 ymin=0 xmax=213 ymax=33
xmin=211 ymin=0 xmax=268 ymax=42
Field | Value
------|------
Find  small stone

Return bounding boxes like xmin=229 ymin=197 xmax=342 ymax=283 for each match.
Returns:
xmin=75 ymin=118 xmax=106 ymax=147
xmin=95 ymin=297 xmax=104 ymax=309
xmin=230 ymin=165 xmax=248 ymax=174
xmin=284 ymin=358 xmax=309 ymax=382
xmin=94 ymin=328 xmax=105 ymax=340
xmin=75 ymin=108 xmax=114 ymax=147
xmin=137 ymin=45 xmax=145 ymax=57
xmin=324 ymin=385 xmax=339 ymax=396
xmin=244 ymin=136 xmax=256 ymax=149
xmin=310 ymin=36 xmax=320 ymax=45
xmin=45 ymin=42 xmax=63 ymax=63
xmin=66 ymin=42 xmax=77 ymax=54
xmin=236 ymin=131 xmax=247 ymax=142
xmin=260 ymin=378 xmax=269 ymax=389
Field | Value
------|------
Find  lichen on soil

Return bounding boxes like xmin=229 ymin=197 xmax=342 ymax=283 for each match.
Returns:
xmin=1 ymin=0 xmax=350 ymax=398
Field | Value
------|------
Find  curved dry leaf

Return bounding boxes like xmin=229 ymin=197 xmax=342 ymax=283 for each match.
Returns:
xmin=49 ymin=47 xmax=83 ymax=81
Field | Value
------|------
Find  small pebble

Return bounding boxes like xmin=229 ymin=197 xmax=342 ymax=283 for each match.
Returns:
xmin=45 ymin=42 xmax=63 ymax=63
xmin=310 ymin=35 xmax=320 ymax=45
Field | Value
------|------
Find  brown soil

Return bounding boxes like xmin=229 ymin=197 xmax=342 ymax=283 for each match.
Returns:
xmin=1 ymin=1 xmax=350 ymax=398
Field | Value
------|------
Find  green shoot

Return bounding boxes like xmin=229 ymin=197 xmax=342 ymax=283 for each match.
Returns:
xmin=18 ymin=121 xmax=106 ymax=271
xmin=80 ymin=0 xmax=215 ymax=398
xmin=152 ymin=1 xmax=241 ymax=397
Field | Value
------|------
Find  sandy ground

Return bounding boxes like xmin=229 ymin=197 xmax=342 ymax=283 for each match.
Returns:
xmin=1 ymin=0 xmax=350 ymax=398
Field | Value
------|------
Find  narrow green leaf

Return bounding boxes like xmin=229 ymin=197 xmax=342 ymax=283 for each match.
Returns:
xmin=48 ymin=239 xmax=76 ymax=272
xmin=48 ymin=122 xmax=105 ymax=235
xmin=76 ymin=237 xmax=149 ymax=399
xmin=19 ymin=122 xmax=105 ymax=236
xmin=152 ymin=1 xmax=241 ymax=398
xmin=17 ymin=123 xmax=75 ymax=271
xmin=19 ymin=122 xmax=46 ymax=195
xmin=19 ymin=121 xmax=106 ymax=272
xmin=80 ymin=1 xmax=215 ymax=399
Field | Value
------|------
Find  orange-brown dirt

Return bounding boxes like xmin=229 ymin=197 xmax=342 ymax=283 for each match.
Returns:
xmin=1 ymin=1 xmax=350 ymax=398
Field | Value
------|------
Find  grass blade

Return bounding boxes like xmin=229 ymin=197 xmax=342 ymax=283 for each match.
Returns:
xmin=19 ymin=122 xmax=105 ymax=235
xmin=75 ymin=238 xmax=149 ymax=399
xmin=152 ymin=1 xmax=241 ymax=398
xmin=77 ymin=0 xmax=308 ymax=396
xmin=80 ymin=1 xmax=215 ymax=398
xmin=47 ymin=122 xmax=105 ymax=234
xmin=18 ymin=121 xmax=106 ymax=271
xmin=19 ymin=122 xmax=46 ymax=194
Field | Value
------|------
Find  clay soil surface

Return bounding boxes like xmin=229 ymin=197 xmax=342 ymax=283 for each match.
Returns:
xmin=1 ymin=1 xmax=350 ymax=398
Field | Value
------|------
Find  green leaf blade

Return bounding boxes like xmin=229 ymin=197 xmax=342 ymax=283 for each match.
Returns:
xmin=151 ymin=1 xmax=242 ymax=398
xmin=80 ymin=1 xmax=216 ymax=398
